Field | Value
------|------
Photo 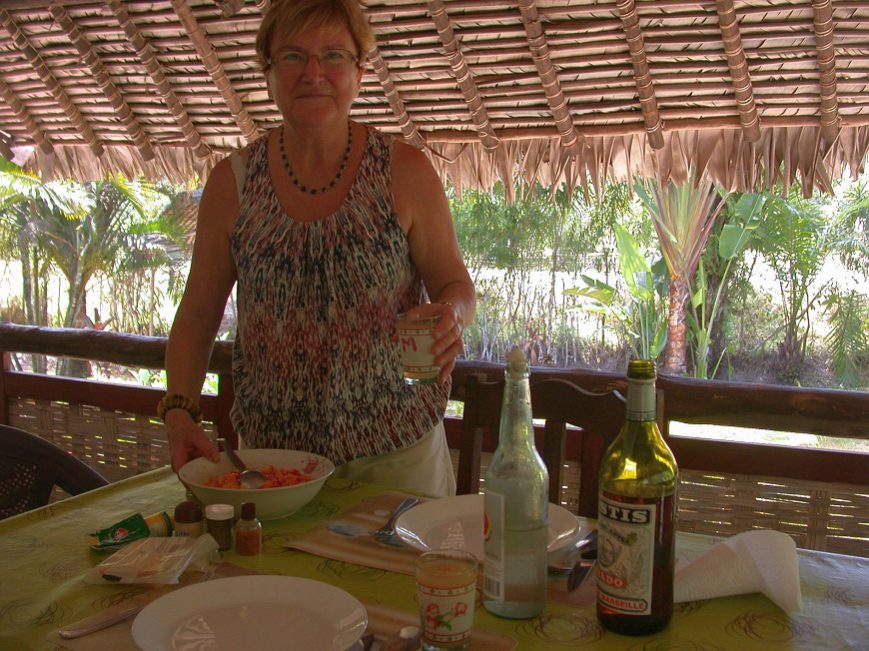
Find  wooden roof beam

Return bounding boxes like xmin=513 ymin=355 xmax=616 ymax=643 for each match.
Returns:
xmin=215 ymin=0 xmax=245 ymax=18
xmin=518 ymin=0 xmax=582 ymax=153
xmin=49 ymin=4 xmax=155 ymax=161
xmin=811 ymin=0 xmax=840 ymax=143
xmin=0 ymin=8 xmax=102 ymax=158
xmin=170 ymin=0 xmax=260 ymax=144
xmin=367 ymin=46 xmax=425 ymax=149
xmin=0 ymin=76 xmax=53 ymax=154
xmin=0 ymin=136 xmax=13 ymax=161
xmin=426 ymin=0 xmax=500 ymax=151
xmin=106 ymin=0 xmax=211 ymax=160
xmin=715 ymin=0 xmax=761 ymax=143
xmin=614 ymin=0 xmax=664 ymax=149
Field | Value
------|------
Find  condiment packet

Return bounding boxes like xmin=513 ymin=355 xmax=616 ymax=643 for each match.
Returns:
xmin=84 ymin=534 xmax=219 ymax=585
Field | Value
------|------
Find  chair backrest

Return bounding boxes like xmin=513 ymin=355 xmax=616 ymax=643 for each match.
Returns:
xmin=456 ymin=374 xmax=626 ymax=518
xmin=529 ymin=378 xmax=626 ymax=518
xmin=0 ymin=424 xmax=109 ymax=520
xmin=455 ymin=374 xmax=504 ymax=496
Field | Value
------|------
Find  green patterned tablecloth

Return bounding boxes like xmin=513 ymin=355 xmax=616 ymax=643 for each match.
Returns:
xmin=0 ymin=467 xmax=866 ymax=650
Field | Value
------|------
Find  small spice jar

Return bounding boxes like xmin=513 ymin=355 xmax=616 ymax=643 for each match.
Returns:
xmin=205 ymin=503 xmax=234 ymax=551
xmin=173 ymin=500 xmax=204 ymax=538
xmin=234 ymin=502 xmax=262 ymax=556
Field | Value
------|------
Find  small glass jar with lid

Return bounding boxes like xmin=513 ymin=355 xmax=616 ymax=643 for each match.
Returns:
xmin=205 ymin=503 xmax=234 ymax=550
xmin=234 ymin=502 xmax=262 ymax=555
xmin=173 ymin=500 xmax=204 ymax=538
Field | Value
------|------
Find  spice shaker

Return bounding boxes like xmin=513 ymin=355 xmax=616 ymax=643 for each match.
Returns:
xmin=173 ymin=500 xmax=204 ymax=538
xmin=205 ymin=503 xmax=234 ymax=550
xmin=234 ymin=502 xmax=262 ymax=555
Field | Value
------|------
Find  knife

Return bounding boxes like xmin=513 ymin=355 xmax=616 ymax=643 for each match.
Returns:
xmin=57 ymin=602 xmax=143 ymax=639
xmin=549 ymin=528 xmax=598 ymax=573
xmin=567 ymin=559 xmax=597 ymax=592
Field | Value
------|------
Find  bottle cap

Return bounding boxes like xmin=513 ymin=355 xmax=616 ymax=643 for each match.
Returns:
xmin=205 ymin=503 xmax=234 ymax=521
xmin=240 ymin=502 xmax=257 ymax=520
xmin=505 ymin=345 xmax=528 ymax=377
xmin=174 ymin=500 xmax=203 ymax=524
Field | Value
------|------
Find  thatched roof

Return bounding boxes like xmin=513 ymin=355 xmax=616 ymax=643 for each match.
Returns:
xmin=1 ymin=0 xmax=868 ymax=195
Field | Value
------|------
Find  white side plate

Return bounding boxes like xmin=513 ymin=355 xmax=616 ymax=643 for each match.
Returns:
xmin=131 ymin=575 xmax=367 ymax=651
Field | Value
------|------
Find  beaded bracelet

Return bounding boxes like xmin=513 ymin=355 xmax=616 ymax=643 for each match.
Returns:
xmin=157 ymin=393 xmax=203 ymax=423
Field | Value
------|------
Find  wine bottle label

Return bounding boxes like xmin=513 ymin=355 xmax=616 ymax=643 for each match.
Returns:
xmin=482 ymin=490 xmax=505 ymax=601
xmin=625 ymin=376 xmax=656 ymax=421
xmin=597 ymin=493 xmax=657 ymax=616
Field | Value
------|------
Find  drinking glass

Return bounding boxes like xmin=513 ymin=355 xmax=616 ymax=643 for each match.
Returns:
xmin=396 ymin=314 xmax=440 ymax=384
xmin=414 ymin=549 xmax=478 ymax=650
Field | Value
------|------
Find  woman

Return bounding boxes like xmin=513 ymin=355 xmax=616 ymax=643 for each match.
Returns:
xmin=160 ymin=0 xmax=474 ymax=496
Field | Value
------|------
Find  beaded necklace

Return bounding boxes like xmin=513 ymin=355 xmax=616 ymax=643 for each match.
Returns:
xmin=279 ymin=125 xmax=353 ymax=195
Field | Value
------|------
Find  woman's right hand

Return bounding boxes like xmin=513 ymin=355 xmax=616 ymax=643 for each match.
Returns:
xmin=165 ymin=409 xmax=220 ymax=472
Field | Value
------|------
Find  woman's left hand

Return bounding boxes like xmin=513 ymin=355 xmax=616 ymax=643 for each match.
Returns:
xmin=404 ymin=301 xmax=464 ymax=384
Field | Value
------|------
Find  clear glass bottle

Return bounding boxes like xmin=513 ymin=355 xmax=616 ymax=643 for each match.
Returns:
xmin=483 ymin=346 xmax=549 ymax=619
xmin=234 ymin=502 xmax=262 ymax=555
xmin=596 ymin=359 xmax=678 ymax=635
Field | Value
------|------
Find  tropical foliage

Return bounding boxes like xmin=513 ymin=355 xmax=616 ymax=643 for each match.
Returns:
xmin=0 ymin=160 xmax=192 ymax=375
xmin=634 ymin=174 xmax=727 ymax=375
xmin=1 ymin=156 xmax=867 ymax=389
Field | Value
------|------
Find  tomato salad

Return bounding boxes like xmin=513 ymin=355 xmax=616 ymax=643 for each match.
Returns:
xmin=205 ymin=464 xmax=313 ymax=489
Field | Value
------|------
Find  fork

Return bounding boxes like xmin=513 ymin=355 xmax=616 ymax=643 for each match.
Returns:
xmin=372 ymin=497 xmax=419 ymax=542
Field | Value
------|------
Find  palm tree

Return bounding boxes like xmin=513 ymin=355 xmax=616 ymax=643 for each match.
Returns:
xmin=636 ymin=173 xmax=727 ymax=374
xmin=106 ymin=185 xmax=198 ymax=335
xmin=0 ymin=159 xmax=85 ymax=326
xmin=0 ymin=159 xmax=86 ymax=372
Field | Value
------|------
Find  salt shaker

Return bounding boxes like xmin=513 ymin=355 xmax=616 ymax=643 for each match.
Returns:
xmin=173 ymin=500 xmax=204 ymax=538
xmin=205 ymin=503 xmax=234 ymax=550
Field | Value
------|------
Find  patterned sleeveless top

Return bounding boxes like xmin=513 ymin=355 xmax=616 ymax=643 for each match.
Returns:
xmin=229 ymin=126 xmax=450 ymax=464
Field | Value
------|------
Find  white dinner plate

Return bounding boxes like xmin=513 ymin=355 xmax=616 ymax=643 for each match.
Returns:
xmin=395 ymin=493 xmax=579 ymax=561
xmin=131 ymin=575 xmax=367 ymax=651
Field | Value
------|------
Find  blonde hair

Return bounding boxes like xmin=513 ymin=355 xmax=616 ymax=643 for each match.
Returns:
xmin=255 ymin=0 xmax=375 ymax=71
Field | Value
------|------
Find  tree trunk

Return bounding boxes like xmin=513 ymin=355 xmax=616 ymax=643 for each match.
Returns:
xmin=664 ymin=276 xmax=688 ymax=375
xmin=20 ymin=242 xmax=34 ymax=324
xmin=58 ymin=273 xmax=91 ymax=378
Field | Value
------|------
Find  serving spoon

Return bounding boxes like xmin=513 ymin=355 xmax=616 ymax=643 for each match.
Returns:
xmin=217 ymin=439 xmax=266 ymax=489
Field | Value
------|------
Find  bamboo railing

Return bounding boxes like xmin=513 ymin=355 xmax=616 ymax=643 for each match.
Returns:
xmin=1 ymin=323 xmax=867 ymax=554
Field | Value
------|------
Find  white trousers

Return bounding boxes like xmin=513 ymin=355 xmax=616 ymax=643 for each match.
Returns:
xmin=331 ymin=422 xmax=456 ymax=497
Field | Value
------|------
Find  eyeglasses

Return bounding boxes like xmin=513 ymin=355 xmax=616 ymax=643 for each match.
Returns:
xmin=271 ymin=48 xmax=359 ymax=74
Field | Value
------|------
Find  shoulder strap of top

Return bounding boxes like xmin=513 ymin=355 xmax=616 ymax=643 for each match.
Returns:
xmin=228 ymin=150 xmax=247 ymax=201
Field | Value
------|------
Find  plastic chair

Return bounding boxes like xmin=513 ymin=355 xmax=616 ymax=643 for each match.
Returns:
xmin=456 ymin=375 xmax=626 ymax=518
xmin=0 ymin=424 xmax=109 ymax=520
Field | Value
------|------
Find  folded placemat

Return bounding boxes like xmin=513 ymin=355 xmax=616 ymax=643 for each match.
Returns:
xmin=288 ymin=490 xmax=596 ymax=608
xmin=48 ymin=560 xmax=517 ymax=650
xmin=286 ymin=491 xmax=424 ymax=575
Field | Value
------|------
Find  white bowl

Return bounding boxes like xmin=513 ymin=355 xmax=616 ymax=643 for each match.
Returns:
xmin=178 ymin=449 xmax=334 ymax=520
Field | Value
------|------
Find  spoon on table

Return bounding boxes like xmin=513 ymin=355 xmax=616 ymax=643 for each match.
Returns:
xmin=217 ymin=439 xmax=266 ymax=488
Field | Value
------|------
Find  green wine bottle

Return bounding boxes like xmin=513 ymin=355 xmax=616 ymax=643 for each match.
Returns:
xmin=596 ymin=359 xmax=678 ymax=635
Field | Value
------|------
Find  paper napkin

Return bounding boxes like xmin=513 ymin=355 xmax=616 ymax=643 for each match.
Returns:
xmin=675 ymin=529 xmax=802 ymax=611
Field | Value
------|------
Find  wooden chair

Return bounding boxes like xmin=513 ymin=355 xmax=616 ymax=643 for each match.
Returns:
xmin=0 ymin=424 xmax=109 ymax=520
xmin=456 ymin=374 xmax=626 ymax=518
xmin=529 ymin=378 xmax=626 ymax=518
xmin=455 ymin=374 xmax=504 ymax=496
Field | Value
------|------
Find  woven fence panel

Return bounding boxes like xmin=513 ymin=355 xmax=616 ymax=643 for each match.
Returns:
xmin=677 ymin=469 xmax=869 ymax=557
xmin=9 ymin=398 xmax=216 ymax=483
xmin=9 ymin=398 xmax=866 ymax=556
